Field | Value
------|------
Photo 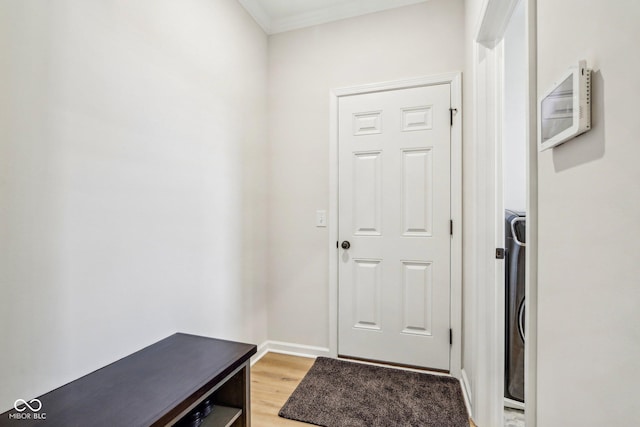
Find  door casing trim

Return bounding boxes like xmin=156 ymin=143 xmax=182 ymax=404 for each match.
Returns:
xmin=328 ymin=73 xmax=463 ymax=378
xmin=472 ymin=0 xmax=538 ymax=425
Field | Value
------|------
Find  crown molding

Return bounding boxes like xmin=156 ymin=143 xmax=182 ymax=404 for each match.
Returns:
xmin=238 ymin=0 xmax=429 ymax=35
xmin=237 ymin=0 xmax=272 ymax=34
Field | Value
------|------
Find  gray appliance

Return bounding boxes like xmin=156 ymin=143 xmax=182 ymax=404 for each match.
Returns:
xmin=505 ymin=210 xmax=526 ymax=403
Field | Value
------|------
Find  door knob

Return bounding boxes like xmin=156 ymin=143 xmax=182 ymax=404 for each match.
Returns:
xmin=341 ymin=241 xmax=351 ymax=250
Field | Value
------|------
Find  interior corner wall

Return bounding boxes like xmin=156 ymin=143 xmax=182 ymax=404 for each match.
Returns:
xmin=0 ymin=0 xmax=268 ymax=412
xmin=267 ymin=0 xmax=464 ymax=348
xmin=536 ymin=0 xmax=640 ymax=425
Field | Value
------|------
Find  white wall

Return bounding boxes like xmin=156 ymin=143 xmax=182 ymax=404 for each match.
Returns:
xmin=536 ymin=0 xmax=640 ymax=425
xmin=267 ymin=0 xmax=465 ymax=348
xmin=0 ymin=0 xmax=268 ymax=412
xmin=503 ymin=1 xmax=527 ymax=213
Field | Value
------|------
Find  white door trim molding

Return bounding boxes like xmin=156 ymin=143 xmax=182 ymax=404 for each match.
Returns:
xmin=328 ymin=72 xmax=463 ymax=377
xmin=523 ymin=1 xmax=538 ymax=425
xmin=469 ymin=40 xmax=503 ymax=426
xmin=472 ymin=0 xmax=538 ymax=426
xmin=475 ymin=0 xmax=521 ymax=48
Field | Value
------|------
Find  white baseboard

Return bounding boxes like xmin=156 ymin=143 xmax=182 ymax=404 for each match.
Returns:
xmin=267 ymin=340 xmax=331 ymax=358
xmin=250 ymin=340 xmax=331 ymax=364
xmin=504 ymin=397 xmax=525 ymax=411
xmin=250 ymin=341 xmax=270 ymax=366
xmin=461 ymin=368 xmax=474 ymax=419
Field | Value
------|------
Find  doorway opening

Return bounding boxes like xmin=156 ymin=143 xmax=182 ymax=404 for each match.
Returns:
xmin=501 ymin=1 xmax=527 ymax=425
xmin=473 ymin=0 xmax=538 ymax=426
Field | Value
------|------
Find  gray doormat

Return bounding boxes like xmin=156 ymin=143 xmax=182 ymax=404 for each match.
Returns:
xmin=279 ymin=357 xmax=469 ymax=427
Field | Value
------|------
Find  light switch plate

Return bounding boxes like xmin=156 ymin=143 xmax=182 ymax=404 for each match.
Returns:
xmin=316 ymin=210 xmax=327 ymax=227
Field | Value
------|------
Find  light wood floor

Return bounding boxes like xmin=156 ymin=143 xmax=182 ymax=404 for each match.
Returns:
xmin=251 ymin=352 xmax=315 ymax=426
xmin=250 ymin=352 xmax=477 ymax=427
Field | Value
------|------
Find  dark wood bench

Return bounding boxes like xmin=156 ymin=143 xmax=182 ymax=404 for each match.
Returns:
xmin=0 ymin=333 xmax=257 ymax=427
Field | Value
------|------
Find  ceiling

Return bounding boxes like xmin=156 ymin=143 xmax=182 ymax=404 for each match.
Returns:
xmin=238 ymin=0 xmax=429 ymax=34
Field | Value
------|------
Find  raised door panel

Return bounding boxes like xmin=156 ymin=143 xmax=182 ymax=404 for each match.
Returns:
xmin=401 ymin=149 xmax=433 ymax=237
xmin=353 ymin=152 xmax=382 ymax=236
xmin=401 ymin=106 xmax=433 ymax=132
xmin=352 ymin=259 xmax=382 ymax=331
xmin=353 ymin=111 xmax=382 ymax=136
xmin=401 ymin=261 xmax=433 ymax=336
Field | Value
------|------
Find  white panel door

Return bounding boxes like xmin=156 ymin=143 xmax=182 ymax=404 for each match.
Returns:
xmin=338 ymin=84 xmax=451 ymax=370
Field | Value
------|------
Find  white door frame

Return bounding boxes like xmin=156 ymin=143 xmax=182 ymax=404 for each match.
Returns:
xmin=328 ymin=73 xmax=463 ymax=377
xmin=473 ymin=0 xmax=538 ymax=426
